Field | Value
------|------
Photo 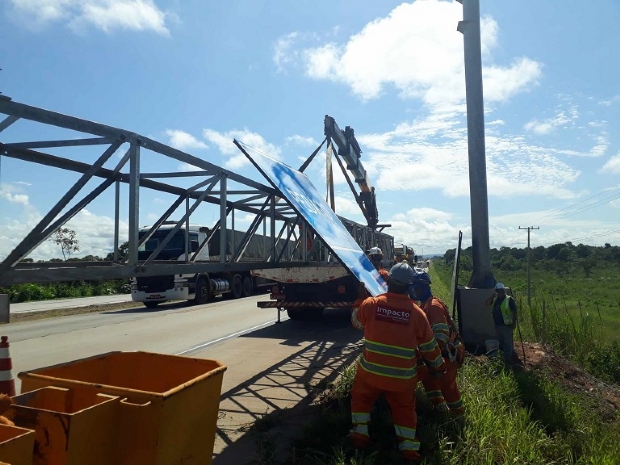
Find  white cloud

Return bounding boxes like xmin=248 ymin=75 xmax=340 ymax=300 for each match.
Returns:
xmin=9 ymin=0 xmax=170 ymax=35
xmin=386 ymin=207 xmax=465 ymax=256
xmin=0 ymin=183 xmax=30 ymax=205
xmin=203 ymin=128 xmax=281 ymax=169
xmin=599 ymin=95 xmax=620 ymax=106
xmin=600 ymin=153 xmax=620 ymax=174
xmin=177 ymin=162 xmax=201 ymax=172
xmin=524 ymin=108 xmax=577 ymax=135
xmin=273 ymin=32 xmax=299 ymax=73
xmin=165 ymin=129 xmax=208 ymax=151
xmin=276 ymin=1 xmax=541 ymax=107
xmin=286 ymin=135 xmax=319 ymax=146
xmin=333 ymin=195 xmax=363 ymax=217
xmin=0 ymin=207 xmax=128 ymax=261
xmin=356 ymin=111 xmax=582 ymax=200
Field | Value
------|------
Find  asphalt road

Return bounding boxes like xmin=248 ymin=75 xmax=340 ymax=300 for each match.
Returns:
xmin=5 ymin=294 xmax=282 ymax=392
xmin=2 ymin=293 xmax=364 ymax=462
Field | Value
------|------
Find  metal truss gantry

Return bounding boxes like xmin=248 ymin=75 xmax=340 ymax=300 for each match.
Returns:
xmin=0 ymin=96 xmax=314 ymax=285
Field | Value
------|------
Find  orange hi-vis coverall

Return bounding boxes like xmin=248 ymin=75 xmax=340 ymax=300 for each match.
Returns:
xmin=350 ymin=293 xmax=445 ymax=460
xmin=417 ymin=297 xmax=464 ymax=414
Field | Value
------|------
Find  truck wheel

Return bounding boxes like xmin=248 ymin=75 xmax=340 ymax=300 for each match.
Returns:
xmin=231 ymin=274 xmax=243 ymax=299
xmin=242 ymin=276 xmax=253 ymax=297
xmin=286 ymin=307 xmax=324 ymax=320
xmin=144 ymin=302 xmax=159 ymax=309
xmin=194 ymin=277 xmax=211 ymax=305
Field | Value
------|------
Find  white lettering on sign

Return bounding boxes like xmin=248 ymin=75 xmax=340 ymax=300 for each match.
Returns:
xmin=375 ymin=306 xmax=411 ymax=325
xmin=288 ymin=190 xmax=332 ymax=220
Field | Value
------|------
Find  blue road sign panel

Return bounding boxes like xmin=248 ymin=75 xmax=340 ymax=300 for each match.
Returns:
xmin=238 ymin=141 xmax=387 ymax=296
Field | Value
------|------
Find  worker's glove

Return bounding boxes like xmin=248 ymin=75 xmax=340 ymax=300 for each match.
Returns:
xmin=445 ymin=343 xmax=458 ymax=363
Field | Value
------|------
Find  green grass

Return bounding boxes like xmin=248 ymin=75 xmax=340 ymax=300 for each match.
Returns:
xmin=435 ymin=260 xmax=620 ymax=384
xmin=286 ymin=262 xmax=620 ymax=464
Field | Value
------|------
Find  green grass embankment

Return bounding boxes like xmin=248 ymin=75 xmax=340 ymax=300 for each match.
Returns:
xmin=287 ymin=263 xmax=620 ymax=465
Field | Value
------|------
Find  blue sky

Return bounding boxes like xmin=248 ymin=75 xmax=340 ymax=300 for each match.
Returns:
xmin=1 ymin=0 xmax=619 ymax=260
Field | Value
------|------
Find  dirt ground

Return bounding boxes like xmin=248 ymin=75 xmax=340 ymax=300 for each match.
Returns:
xmin=515 ymin=341 xmax=620 ymax=416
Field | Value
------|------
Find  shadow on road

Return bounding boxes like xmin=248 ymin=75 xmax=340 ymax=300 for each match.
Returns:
xmin=212 ymin=309 xmax=362 ymax=464
xmin=102 ymin=301 xmax=189 ymax=314
xmin=240 ymin=307 xmax=355 ymax=344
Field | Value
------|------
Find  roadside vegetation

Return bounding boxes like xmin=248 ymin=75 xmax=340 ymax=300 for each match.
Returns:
xmin=0 ymin=280 xmax=130 ymax=303
xmin=282 ymin=251 xmax=620 ymax=465
xmin=0 ymin=237 xmax=130 ymax=303
xmin=441 ymin=242 xmax=620 ymax=384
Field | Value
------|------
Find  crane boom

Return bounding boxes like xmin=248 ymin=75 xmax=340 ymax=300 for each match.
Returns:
xmin=324 ymin=115 xmax=379 ymax=229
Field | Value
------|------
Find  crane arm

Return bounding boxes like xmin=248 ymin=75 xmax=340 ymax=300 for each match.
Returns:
xmin=324 ymin=115 xmax=379 ymax=229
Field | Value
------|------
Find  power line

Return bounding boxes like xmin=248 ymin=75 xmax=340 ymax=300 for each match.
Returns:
xmin=540 ymin=191 xmax=620 ymax=226
xmin=528 ymin=183 xmax=620 ymax=225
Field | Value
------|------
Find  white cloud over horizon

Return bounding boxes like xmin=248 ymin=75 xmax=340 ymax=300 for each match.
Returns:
xmin=276 ymin=1 xmax=541 ymax=108
xmin=8 ymin=0 xmax=171 ymax=35
xmin=601 ymin=153 xmax=620 ymax=174
xmin=203 ymin=128 xmax=282 ymax=169
xmin=165 ymin=129 xmax=208 ymax=151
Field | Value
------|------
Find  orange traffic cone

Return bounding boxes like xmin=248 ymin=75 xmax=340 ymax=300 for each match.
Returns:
xmin=0 ymin=336 xmax=15 ymax=396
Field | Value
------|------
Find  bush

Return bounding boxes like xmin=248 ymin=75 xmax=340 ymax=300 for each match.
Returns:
xmin=587 ymin=342 xmax=620 ymax=384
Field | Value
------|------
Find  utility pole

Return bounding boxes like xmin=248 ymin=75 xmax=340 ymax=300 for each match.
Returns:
xmin=519 ymin=226 xmax=539 ymax=307
xmin=457 ymin=0 xmax=494 ymax=289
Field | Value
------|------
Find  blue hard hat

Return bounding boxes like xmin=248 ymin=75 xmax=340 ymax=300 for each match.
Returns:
xmin=411 ymin=271 xmax=432 ymax=286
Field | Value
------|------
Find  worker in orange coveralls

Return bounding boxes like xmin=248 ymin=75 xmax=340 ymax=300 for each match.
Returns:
xmin=410 ymin=271 xmax=465 ymax=415
xmin=350 ymin=262 xmax=446 ymax=463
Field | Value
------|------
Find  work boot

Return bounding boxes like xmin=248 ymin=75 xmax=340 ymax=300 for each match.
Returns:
xmin=434 ymin=402 xmax=449 ymax=413
xmin=400 ymin=451 xmax=422 ymax=464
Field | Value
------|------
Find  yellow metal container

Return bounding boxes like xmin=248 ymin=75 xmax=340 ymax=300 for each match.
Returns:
xmin=0 ymin=424 xmax=35 ymax=465
xmin=18 ymin=351 xmax=227 ymax=465
xmin=5 ymin=386 xmax=118 ymax=465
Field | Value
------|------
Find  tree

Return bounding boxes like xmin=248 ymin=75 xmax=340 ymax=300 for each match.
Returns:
xmin=51 ymin=228 xmax=80 ymax=261
xmin=105 ymin=241 xmax=129 ymax=262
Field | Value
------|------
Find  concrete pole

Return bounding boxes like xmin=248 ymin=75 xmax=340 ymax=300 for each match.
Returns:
xmin=457 ymin=0 xmax=494 ymax=289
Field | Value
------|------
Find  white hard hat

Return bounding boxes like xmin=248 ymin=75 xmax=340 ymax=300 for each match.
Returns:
xmin=495 ymin=282 xmax=505 ymax=290
xmin=368 ymin=247 xmax=383 ymax=256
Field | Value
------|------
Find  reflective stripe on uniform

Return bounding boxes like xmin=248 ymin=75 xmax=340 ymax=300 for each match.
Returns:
xmin=351 ymin=308 xmax=363 ymax=330
xmin=364 ymin=340 xmax=417 ymax=359
xmin=418 ymin=338 xmax=439 ymax=353
xmin=425 ymin=389 xmax=443 ymax=400
xmin=434 ymin=332 xmax=450 ymax=344
xmin=448 ymin=399 xmax=463 ymax=410
xmin=350 ymin=424 xmax=369 ymax=437
xmin=394 ymin=424 xmax=416 ymax=440
xmin=398 ymin=438 xmax=421 ymax=452
xmin=431 ymin=322 xmax=450 ymax=333
xmin=426 ymin=354 xmax=444 ymax=369
xmin=351 ymin=411 xmax=370 ymax=437
xmin=359 ymin=357 xmax=417 ymax=379
xmin=351 ymin=412 xmax=370 ymax=424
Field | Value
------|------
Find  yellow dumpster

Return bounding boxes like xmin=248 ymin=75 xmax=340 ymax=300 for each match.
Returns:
xmin=18 ymin=351 xmax=227 ymax=465
xmin=5 ymin=386 xmax=118 ymax=465
xmin=0 ymin=423 xmax=35 ymax=465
